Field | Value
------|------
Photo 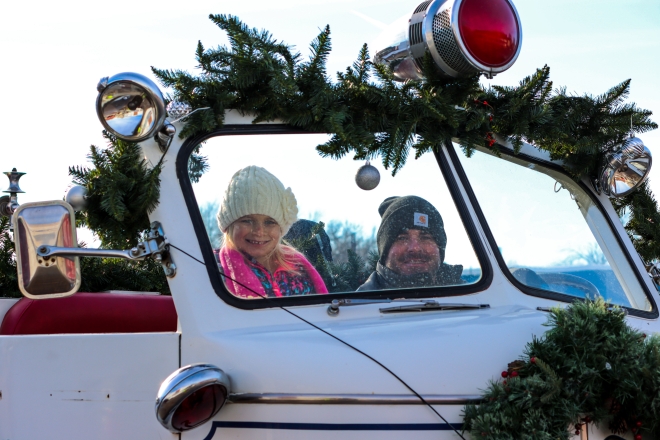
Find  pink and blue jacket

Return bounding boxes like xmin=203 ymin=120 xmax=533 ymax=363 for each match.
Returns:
xmin=218 ymin=247 xmax=328 ymax=299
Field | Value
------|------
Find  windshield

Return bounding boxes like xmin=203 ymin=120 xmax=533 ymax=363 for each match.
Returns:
xmin=456 ymin=146 xmax=652 ymax=312
xmin=188 ymin=133 xmax=483 ymax=300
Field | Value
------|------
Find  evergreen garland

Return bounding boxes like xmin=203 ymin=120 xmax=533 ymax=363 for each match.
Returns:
xmin=462 ymin=298 xmax=660 ymax=439
xmin=152 ymin=15 xmax=655 ymax=177
xmin=60 ymin=15 xmax=659 ymax=261
xmin=69 ymin=131 xmax=162 ymax=249
xmin=150 ymin=14 xmax=659 ymax=258
xmin=612 ymin=181 xmax=660 ymax=264
xmin=62 ymin=132 xmax=169 ymax=295
xmin=78 ymin=257 xmax=170 ymax=295
xmin=43 ymin=15 xmax=658 ymax=298
xmin=0 ymin=216 xmax=19 ymax=298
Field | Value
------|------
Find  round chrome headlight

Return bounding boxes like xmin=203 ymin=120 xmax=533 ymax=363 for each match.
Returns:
xmin=96 ymin=72 xmax=166 ymax=143
xmin=599 ymin=136 xmax=652 ymax=198
xmin=155 ymin=364 xmax=230 ymax=433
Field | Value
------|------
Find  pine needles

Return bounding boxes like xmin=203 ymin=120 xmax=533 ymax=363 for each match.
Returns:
xmin=152 ymin=14 xmax=660 ymax=260
xmin=0 ymin=216 xmax=19 ymax=298
xmin=69 ymin=131 xmax=161 ymax=249
xmin=463 ymin=299 xmax=660 ymax=439
xmin=152 ymin=16 xmax=656 ymax=180
xmin=70 ymin=15 xmax=660 ymax=266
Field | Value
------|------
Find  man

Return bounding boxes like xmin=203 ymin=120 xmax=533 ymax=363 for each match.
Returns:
xmin=357 ymin=196 xmax=463 ymax=291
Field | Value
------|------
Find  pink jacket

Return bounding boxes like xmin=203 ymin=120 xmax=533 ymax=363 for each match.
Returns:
xmin=219 ymin=247 xmax=328 ymax=298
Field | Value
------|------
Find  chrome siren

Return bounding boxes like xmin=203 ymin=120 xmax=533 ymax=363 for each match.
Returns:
xmin=373 ymin=0 xmax=522 ymax=80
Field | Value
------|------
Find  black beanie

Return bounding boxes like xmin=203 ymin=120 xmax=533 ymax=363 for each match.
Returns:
xmin=377 ymin=196 xmax=446 ymax=264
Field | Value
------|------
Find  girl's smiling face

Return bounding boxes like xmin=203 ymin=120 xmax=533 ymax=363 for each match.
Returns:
xmin=230 ymin=214 xmax=281 ymax=265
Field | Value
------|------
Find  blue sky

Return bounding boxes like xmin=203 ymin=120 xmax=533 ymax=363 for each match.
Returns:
xmin=1 ymin=0 xmax=658 ymax=206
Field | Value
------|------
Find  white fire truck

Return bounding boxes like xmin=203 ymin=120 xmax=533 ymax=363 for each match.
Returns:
xmin=0 ymin=0 xmax=656 ymax=438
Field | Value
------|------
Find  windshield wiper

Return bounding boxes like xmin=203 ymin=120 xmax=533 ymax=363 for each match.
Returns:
xmin=379 ymin=302 xmax=490 ymax=314
xmin=327 ymin=299 xmax=489 ymax=316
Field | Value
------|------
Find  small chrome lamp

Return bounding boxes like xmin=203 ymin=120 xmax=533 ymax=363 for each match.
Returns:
xmin=96 ymin=72 xmax=167 ymax=143
xmin=0 ymin=168 xmax=25 ymax=217
xmin=156 ymin=364 xmax=230 ymax=433
xmin=598 ymin=136 xmax=652 ymax=198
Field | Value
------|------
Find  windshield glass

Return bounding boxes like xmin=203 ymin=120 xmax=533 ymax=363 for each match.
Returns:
xmin=456 ymin=146 xmax=651 ymax=312
xmin=189 ymin=133 xmax=482 ymax=300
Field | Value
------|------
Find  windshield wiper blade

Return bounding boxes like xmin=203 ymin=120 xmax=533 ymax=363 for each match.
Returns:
xmin=327 ymin=299 xmax=489 ymax=316
xmin=379 ymin=302 xmax=490 ymax=314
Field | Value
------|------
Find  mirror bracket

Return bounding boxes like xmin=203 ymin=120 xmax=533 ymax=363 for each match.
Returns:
xmin=155 ymin=122 xmax=176 ymax=152
xmin=38 ymin=221 xmax=177 ymax=278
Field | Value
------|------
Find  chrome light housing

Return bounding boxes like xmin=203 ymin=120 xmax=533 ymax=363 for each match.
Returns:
xmin=96 ymin=72 xmax=166 ymax=142
xmin=155 ymin=364 xmax=230 ymax=433
xmin=373 ymin=0 xmax=522 ymax=80
xmin=599 ymin=136 xmax=652 ymax=198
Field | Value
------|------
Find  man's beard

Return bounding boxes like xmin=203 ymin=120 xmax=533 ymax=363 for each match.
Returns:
xmin=377 ymin=262 xmax=437 ymax=288
xmin=390 ymin=252 xmax=438 ymax=275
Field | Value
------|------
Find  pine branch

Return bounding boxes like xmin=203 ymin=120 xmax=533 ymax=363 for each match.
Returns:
xmin=463 ymin=298 xmax=660 ymax=439
xmin=74 ymin=15 xmax=660 ymax=275
xmin=69 ymin=131 xmax=161 ymax=248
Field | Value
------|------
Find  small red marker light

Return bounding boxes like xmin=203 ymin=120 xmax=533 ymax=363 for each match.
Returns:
xmin=171 ymin=384 xmax=227 ymax=431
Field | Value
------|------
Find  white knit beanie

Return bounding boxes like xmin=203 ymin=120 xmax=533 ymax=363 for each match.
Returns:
xmin=217 ymin=166 xmax=298 ymax=235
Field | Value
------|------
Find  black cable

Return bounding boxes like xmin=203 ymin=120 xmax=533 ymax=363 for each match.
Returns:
xmin=169 ymin=244 xmax=206 ymax=266
xmin=174 ymin=246 xmax=466 ymax=439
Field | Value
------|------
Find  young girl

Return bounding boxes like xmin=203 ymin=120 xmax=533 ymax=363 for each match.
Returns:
xmin=217 ymin=165 xmax=328 ymax=298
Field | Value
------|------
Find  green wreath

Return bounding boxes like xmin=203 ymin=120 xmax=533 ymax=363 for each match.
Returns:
xmin=463 ymin=298 xmax=660 ymax=439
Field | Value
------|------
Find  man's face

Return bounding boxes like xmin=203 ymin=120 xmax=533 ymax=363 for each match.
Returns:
xmin=384 ymin=229 xmax=441 ymax=276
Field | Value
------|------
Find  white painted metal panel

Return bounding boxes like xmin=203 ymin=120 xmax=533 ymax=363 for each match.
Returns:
xmin=0 ymin=333 xmax=179 ymax=440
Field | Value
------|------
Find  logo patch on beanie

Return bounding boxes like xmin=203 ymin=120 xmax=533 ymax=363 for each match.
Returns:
xmin=414 ymin=212 xmax=428 ymax=227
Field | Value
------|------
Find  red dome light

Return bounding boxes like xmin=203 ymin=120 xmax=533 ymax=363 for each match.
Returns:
xmin=171 ymin=384 xmax=227 ymax=431
xmin=458 ymin=0 xmax=520 ymax=68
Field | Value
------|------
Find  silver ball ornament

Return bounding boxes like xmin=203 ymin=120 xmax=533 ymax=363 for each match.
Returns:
xmin=166 ymin=101 xmax=192 ymax=121
xmin=65 ymin=185 xmax=88 ymax=211
xmin=355 ymin=161 xmax=380 ymax=191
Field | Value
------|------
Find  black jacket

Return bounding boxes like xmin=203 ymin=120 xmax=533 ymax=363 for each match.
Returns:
xmin=357 ymin=262 xmax=464 ymax=291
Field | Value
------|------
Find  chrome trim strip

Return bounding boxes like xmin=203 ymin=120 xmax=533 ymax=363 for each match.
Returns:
xmin=228 ymin=393 xmax=483 ymax=405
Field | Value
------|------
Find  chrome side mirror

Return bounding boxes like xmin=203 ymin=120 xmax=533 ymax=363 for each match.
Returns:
xmin=13 ymin=201 xmax=81 ymax=299
xmin=156 ymin=364 xmax=230 ymax=433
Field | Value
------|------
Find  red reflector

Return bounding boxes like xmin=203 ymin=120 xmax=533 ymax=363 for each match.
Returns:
xmin=458 ymin=0 xmax=519 ymax=67
xmin=171 ymin=384 xmax=227 ymax=431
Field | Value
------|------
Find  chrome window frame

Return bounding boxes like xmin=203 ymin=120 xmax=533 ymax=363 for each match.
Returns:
xmin=176 ymin=126 xmax=493 ymax=310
